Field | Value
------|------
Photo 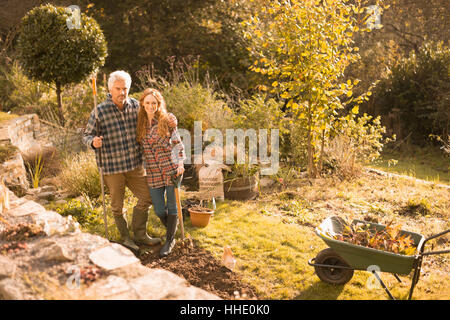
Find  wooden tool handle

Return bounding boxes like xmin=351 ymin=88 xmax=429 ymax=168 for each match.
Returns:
xmin=174 ymin=188 xmax=185 ymax=239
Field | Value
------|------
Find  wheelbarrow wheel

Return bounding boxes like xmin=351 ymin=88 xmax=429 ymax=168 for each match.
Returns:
xmin=314 ymin=248 xmax=354 ymax=285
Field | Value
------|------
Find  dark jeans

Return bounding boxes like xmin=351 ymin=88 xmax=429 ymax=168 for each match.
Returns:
xmin=149 ymin=185 xmax=177 ymax=218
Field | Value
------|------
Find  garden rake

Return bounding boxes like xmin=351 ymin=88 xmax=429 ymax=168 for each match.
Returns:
xmin=92 ymin=75 xmax=109 ymax=239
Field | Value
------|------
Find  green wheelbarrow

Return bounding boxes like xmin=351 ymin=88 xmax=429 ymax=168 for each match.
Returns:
xmin=308 ymin=216 xmax=450 ymax=300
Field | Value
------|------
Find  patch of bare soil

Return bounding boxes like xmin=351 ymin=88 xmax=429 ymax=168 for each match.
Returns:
xmin=138 ymin=238 xmax=259 ymax=300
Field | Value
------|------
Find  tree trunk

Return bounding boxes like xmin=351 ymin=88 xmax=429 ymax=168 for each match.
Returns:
xmin=318 ymin=128 xmax=325 ymax=175
xmin=55 ymin=82 xmax=65 ymax=127
xmin=307 ymin=109 xmax=317 ymax=179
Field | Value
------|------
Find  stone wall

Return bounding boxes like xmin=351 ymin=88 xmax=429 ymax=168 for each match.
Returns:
xmin=0 ymin=116 xmax=30 ymax=196
xmin=7 ymin=114 xmax=43 ymax=157
xmin=0 ymin=114 xmax=86 ymax=196
xmin=0 ymin=191 xmax=219 ymax=300
xmin=6 ymin=114 xmax=85 ymax=159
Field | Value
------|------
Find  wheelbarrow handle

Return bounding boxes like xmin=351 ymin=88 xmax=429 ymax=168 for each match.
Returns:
xmin=424 ymin=228 xmax=450 ymax=242
xmin=307 ymin=258 xmax=355 ymax=270
xmin=422 ymin=249 xmax=450 ymax=256
xmin=420 ymin=229 xmax=450 ymax=256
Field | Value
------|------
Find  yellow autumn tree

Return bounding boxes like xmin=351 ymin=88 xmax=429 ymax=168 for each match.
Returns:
xmin=243 ymin=0 xmax=387 ymax=177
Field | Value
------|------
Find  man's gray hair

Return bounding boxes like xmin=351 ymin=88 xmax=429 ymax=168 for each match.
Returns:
xmin=108 ymin=70 xmax=132 ymax=91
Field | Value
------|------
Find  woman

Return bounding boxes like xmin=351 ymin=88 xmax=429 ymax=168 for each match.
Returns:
xmin=137 ymin=88 xmax=185 ymax=257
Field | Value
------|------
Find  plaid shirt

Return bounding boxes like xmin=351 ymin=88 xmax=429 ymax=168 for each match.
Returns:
xmin=142 ymin=114 xmax=186 ymax=188
xmin=83 ymin=94 xmax=143 ymax=175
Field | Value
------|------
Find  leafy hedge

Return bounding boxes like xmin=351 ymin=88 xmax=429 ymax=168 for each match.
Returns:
xmin=371 ymin=41 xmax=449 ymax=144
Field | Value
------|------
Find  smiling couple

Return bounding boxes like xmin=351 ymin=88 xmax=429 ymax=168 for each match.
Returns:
xmin=83 ymin=70 xmax=185 ymax=258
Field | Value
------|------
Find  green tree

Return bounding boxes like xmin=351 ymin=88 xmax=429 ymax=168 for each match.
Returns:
xmin=243 ymin=0 xmax=386 ymax=177
xmin=16 ymin=4 xmax=107 ymax=126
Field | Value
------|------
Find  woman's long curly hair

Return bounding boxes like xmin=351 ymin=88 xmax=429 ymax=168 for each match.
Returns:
xmin=136 ymin=88 xmax=170 ymax=143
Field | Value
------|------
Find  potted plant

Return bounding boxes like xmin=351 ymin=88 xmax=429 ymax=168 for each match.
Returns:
xmin=223 ymin=162 xmax=260 ymax=201
xmin=188 ymin=199 xmax=215 ymax=227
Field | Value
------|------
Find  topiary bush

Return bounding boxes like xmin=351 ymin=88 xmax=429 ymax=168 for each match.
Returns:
xmin=16 ymin=4 xmax=107 ymax=126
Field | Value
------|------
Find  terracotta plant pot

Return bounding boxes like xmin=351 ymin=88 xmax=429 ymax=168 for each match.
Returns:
xmin=188 ymin=206 xmax=214 ymax=227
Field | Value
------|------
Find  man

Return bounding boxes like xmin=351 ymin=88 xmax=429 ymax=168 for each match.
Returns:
xmin=83 ymin=70 xmax=161 ymax=250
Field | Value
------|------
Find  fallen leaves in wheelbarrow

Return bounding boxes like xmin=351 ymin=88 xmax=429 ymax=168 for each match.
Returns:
xmin=334 ymin=220 xmax=417 ymax=255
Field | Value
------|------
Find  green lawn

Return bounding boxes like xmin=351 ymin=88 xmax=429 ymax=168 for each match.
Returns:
xmin=175 ymin=198 xmax=449 ymax=300
xmin=369 ymin=146 xmax=450 ymax=184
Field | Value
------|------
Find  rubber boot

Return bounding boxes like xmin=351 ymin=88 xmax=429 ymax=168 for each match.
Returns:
xmin=159 ymin=214 xmax=178 ymax=258
xmin=157 ymin=210 xmax=168 ymax=228
xmin=114 ymin=214 xmax=139 ymax=251
xmin=132 ymin=207 xmax=162 ymax=246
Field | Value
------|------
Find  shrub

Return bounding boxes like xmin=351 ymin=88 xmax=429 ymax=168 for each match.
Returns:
xmin=398 ymin=197 xmax=432 ymax=217
xmin=0 ymin=63 xmax=15 ymax=112
xmin=1 ymin=61 xmax=62 ymax=124
xmin=2 ymin=61 xmax=106 ymax=130
xmin=371 ymin=41 xmax=449 ymax=144
xmin=58 ymin=151 xmax=101 ymax=198
xmin=233 ymin=94 xmax=293 ymax=165
xmin=135 ymin=59 xmax=234 ymax=134
xmin=0 ymin=142 xmax=18 ymax=163
xmin=233 ymin=94 xmax=287 ymax=131
xmin=61 ymin=78 xmax=108 ymax=129
xmin=56 ymin=198 xmax=103 ymax=228
xmin=163 ymin=82 xmax=234 ymax=133
xmin=287 ymin=118 xmax=309 ymax=167
xmin=429 ymin=134 xmax=450 ymax=156
xmin=133 ymin=81 xmax=234 ymax=134
xmin=325 ymin=113 xmax=395 ymax=180
xmin=0 ymin=61 xmax=50 ymax=113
